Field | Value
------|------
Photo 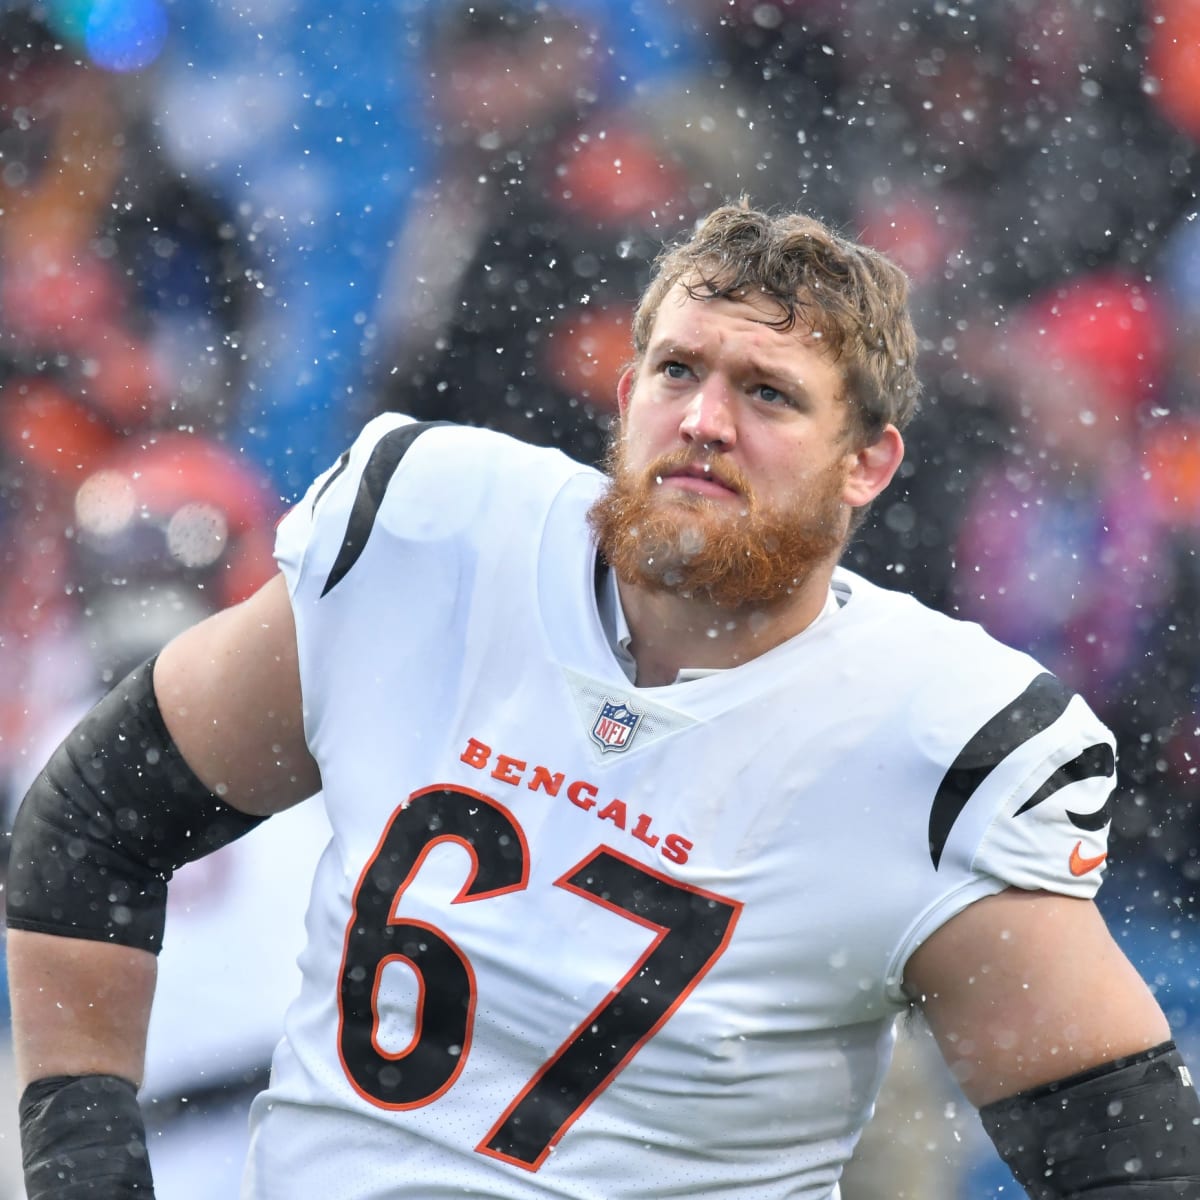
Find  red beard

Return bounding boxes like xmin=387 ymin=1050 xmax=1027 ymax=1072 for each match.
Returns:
xmin=587 ymin=439 xmax=848 ymax=609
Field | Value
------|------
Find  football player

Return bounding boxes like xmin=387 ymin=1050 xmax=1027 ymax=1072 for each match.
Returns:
xmin=9 ymin=201 xmax=1199 ymax=1199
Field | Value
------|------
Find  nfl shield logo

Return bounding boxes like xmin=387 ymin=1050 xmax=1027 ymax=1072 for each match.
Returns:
xmin=590 ymin=699 xmax=643 ymax=753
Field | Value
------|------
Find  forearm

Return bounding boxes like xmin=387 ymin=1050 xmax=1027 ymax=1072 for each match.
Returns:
xmin=8 ymin=930 xmax=156 ymax=1090
xmin=9 ymin=933 xmax=158 ymax=1198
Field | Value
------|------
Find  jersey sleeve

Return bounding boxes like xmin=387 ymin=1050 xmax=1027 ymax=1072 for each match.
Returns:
xmin=273 ymin=412 xmax=424 ymax=601
xmin=886 ymin=652 xmax=1118 ymax=1000
xmin=272 ymin=414 xmax=458 ymax=758
xmin=968 ymin=692 xmax=1115 ymax=897
xmin=271 ymin=413 xmax=591 ymax=765
xmin=925 ymin=664 xmax=1117 ymax=902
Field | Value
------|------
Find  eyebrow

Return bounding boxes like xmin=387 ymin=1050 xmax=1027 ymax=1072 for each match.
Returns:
xmin=746 ymin=360 xmax=813 ymax=399
xmin=648 ymin=338 xmax=702 ymax=362
xmin=649 ymin=340 xmax=815 ymax=401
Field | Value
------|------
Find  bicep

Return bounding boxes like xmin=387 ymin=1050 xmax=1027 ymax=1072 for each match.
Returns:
xmin=905 ymin=887 xmax=1169 ymax=1107
xmin=154 ymin=572 xmax=321 ymax=816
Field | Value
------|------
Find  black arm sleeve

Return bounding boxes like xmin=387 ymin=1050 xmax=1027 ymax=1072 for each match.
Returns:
xmin=6 ymin=657 xmax=265 ymax=953
xmin=981 ymin=1040 xmax=1200 ymax=1198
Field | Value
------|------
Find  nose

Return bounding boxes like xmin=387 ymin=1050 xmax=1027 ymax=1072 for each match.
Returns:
xmin=678 ymin=385 xmax=736 ymax=450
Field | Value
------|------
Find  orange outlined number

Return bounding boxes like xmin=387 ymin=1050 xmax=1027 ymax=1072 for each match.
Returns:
xmin=480 ymin=844 xmax=741 ymax=1169
xmin=336 ymin=787 xmax=742 ymax=1170
xmin=337 ymin=786 xmax=530 ymax=1108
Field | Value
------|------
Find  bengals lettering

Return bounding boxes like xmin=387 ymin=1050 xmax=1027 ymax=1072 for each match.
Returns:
xmin=458 ymin=736 xmax=694 ymax=865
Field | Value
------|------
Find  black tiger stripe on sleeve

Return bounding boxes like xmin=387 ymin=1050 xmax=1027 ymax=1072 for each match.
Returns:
xmin=928 ymin=672 xmax=1074 ymax=869
xmin=1012 ymin=742 xmax=1116 ymax=824
xmin=311 ymin=450 xmax=350 ymax=513
xmin=1067 ymin=793 xmax=1115 ymax=833
xmin=320 ymin=420 xmax=454 ymax=598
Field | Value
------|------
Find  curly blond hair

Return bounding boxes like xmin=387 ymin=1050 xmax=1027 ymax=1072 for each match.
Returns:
xmin=632 ymin=200 xmax=922 ymax=444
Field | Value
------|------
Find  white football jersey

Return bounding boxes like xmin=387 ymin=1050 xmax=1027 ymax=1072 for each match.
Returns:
xmin=245 ymin=415 xmax=1116 ymax=1199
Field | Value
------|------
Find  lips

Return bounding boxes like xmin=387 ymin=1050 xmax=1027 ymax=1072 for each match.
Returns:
xmin=659 ymin=463 xmax=741 ymax=498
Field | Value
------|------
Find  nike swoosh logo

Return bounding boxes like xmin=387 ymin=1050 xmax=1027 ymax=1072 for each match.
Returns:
xmin=1069 ymin=841 xmax=1107 ymax=876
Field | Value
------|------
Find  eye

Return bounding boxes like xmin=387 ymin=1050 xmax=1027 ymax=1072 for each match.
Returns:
xmin=661 ymin=360 xmax=692 ymax=380
xmin=756 ymin=384 xmax=788 ymax=405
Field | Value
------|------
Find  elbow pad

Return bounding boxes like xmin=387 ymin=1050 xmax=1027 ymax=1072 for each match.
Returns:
xmin=981 ymin=1040 xmax=1200 ymax=1197
xmin=6 ymin=657 xmax=265 ymax=953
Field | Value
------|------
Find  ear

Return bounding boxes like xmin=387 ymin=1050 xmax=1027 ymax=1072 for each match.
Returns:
xmin=616 ymin=364 xmax=636 ymax=417
xmin=842 ymin=425 xmax=904 ymax=509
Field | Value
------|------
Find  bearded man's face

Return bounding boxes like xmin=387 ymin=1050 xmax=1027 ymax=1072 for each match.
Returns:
xmin=589 ymin=434 xmax=849 ymax=609
xmin=588 ymin=285 xmax=858 ymax=609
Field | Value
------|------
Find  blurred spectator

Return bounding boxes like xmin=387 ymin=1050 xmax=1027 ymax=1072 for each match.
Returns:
xmin=1146 ymin=0 xmax=1200 ymax=142
xmin=0 ymin=10 xmax=256 ymax=438
xmin=954 ymin=272 xmax=1171 ymax=687
xmin=843 ymin=1 xmax=1194 ymax=317
xmin=800 ymin=0 xmax=1195 ymax=615
xmin=68 ymin=432 xmax=278 ymax=675
xmin=3 ymin=430 xmax=280 ymax=766
xmin=374 ymin=0 xmax=765 ymax=465
xmin=665 ymin=0 xmax=859 ymax=222
xmin=0 ymin=6 xmax=256 ymax=801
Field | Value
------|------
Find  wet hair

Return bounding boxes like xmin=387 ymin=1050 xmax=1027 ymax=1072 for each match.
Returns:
xmin=631 ymin=199 xmax=922 ymax=444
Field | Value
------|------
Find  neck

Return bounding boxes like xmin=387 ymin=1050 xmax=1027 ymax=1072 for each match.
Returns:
xmin=616 ymin=561 xmax=838 ymax=687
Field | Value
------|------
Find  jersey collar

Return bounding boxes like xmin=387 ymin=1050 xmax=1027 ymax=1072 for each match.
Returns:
xmin=596 ymin=560 xmax=838 ymax=685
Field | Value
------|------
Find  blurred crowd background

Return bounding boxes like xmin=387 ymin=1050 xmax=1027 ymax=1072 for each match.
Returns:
xmin=1 ymin=0 xmax=1199 ymax=1196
